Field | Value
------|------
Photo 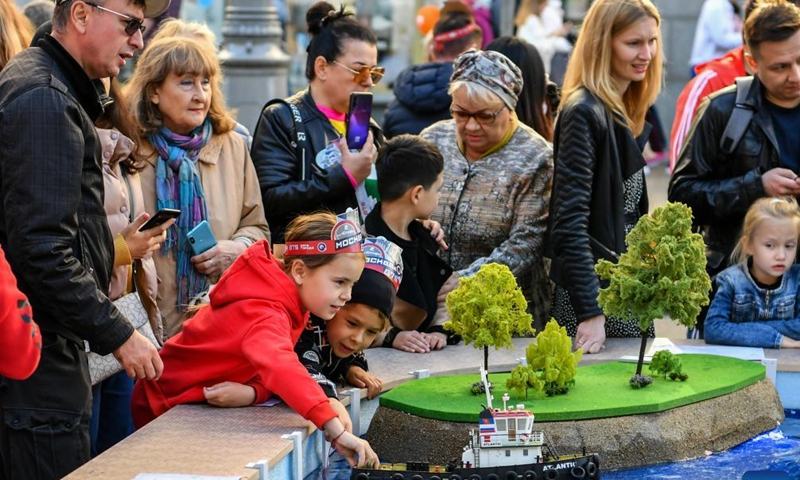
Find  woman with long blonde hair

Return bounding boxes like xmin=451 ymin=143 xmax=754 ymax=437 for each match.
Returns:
xmin=0 ymin=0 xmax=34 ymax=71
xmin=548 ymin=0 xmax=664 ymax=354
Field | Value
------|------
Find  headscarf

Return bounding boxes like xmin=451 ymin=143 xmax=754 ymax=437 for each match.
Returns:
xmin=151 ymin=119 xmax=213 ymax=311
xmin=450 ymin=49 xmax=523 ymax=111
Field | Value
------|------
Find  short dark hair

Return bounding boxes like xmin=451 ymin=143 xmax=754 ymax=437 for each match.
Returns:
xmin=376 ymin=135 xmax=444 ymax=202
xmin=745 ymin=1 xmax=800 ymax=56
xmin=304 ymin=1 xmax=378 ymax=81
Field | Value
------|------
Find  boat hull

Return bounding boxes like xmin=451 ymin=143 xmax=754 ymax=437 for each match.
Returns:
xmin=351 ymin=453 xmax=601 ymax=480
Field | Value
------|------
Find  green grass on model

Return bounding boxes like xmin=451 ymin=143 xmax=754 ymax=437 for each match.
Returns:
xmin=379 ymin=354 xmax=765 ymax=422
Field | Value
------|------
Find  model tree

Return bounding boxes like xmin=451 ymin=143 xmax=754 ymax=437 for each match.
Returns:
xmin=507 ymin=320 xmax=582 ymax=397
xmin=649 ymin=350 xmax=688 ymax=381
xmin=595 ymin=202 xmax=710 ymax=389
xmin=445 ymin=263 xmax=534 ymax=385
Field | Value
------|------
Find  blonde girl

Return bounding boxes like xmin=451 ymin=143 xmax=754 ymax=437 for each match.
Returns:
xmin=548 ymin=0 xmax=664 ymax=354
xmin=131 ymin=211 xmax=380 ymax=467
xmin=705 ymin=197 xmax=800 ymax=349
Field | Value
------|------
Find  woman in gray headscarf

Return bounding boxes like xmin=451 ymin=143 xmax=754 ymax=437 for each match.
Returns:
xmin=420 ymin=49 xmax=554 ymax=330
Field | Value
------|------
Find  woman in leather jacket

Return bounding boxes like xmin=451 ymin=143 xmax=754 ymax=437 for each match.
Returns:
xmin=548 ymin=0 xmax=664 ymax=354
xmin=250 ymin=1 xmax=385 ymax=252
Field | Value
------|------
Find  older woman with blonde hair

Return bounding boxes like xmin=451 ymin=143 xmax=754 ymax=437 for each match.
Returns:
xmin=126 ymin=37 xmax=269 ymax=338
xmin=548 ymin=0 xmax=664 ymax=354
xmin=420 ymin=49 xmax=553 ymax=332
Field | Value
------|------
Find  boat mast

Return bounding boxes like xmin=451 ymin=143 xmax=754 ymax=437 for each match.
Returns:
xmin=480 ymin=368 xmax=493 ymax=410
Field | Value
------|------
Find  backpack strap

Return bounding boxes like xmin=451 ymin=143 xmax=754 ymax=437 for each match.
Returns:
xmin=719 ymin=76 xmax=755 ymax=155
xmin=262 ymin=98 xmax=310 ymax=181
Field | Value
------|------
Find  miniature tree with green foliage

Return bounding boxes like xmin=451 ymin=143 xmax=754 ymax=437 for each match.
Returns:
xmin=445 ymin=263 xmax=534 ymax=384
xmin=595 ymin=202 xmax=710 ymax=389
xmin=649 ymin=350 xmax=688 ymax=381
xmin=507 ymin=320 xmax=582 ymax=397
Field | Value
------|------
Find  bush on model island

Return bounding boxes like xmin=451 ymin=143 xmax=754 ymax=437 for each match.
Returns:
xmin=507 ymin=320 xmax=583 ymax=397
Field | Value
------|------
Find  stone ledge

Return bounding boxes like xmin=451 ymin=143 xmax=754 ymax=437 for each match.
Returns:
xmin=366 ymin=379 xmax=784 ymax=471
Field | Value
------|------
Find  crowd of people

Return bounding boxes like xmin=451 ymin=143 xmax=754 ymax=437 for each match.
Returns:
xmin=2 ymin=0 xmax=800 ymax=477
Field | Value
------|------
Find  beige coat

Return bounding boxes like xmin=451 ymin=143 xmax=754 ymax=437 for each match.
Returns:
xmin=98 ymin=128 xmax=164 ymax=344
xmin=140 ymin=131 xmax=270 ymax=338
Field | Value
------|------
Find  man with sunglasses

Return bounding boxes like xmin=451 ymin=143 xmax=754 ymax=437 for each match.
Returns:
xmin=0 ymin=0 xmax=168 ymax=477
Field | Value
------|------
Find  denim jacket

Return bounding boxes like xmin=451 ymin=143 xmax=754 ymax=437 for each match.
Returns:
xmin=704 ymin=262 xmax=800 ymax=349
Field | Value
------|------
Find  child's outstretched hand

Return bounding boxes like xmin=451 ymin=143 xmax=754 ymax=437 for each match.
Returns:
xmin=203 ymin=381 xmax=256 ymax=407
xmin=346 ymin=366 xmax=383 ymax=399
xmin=328 ymin=398 xmax=353 ymax=433
xmin=326 ymin=427 xmax=380 ymax=469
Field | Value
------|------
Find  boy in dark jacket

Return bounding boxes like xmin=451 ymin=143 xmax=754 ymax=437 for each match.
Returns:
xmin=294 ymin=236 xmax=402 ymax=400
xmin=365 ymin=135 xmax=460 ymax=353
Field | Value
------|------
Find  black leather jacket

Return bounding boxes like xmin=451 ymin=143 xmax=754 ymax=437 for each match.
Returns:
xmin=250 ymin=88 xmax=384 ymax=243
xmin=669 ymin=75 xmax=779 ymax=274
xmin=548 ymin=88 xmax=649 ymax=321
xmin=0 ymin=35 xmax=133 ymax=354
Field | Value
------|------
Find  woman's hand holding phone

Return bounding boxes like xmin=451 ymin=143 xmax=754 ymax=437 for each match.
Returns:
xmin=338 ymin=131 xmax=376 ymax=184
xmin=190 ymin=239 xmax=248 ymax=278
xmin=121 ymin=212 xmax=174 ymax=260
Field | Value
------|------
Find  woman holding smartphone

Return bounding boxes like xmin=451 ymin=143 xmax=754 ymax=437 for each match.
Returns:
xmin=250 ymin=1 xmax=385 ymax=253
xmin=126 ymin=37 xmax=269 ymax=339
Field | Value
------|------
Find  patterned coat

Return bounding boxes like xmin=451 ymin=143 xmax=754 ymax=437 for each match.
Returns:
xmin=420 ymin=119 xmax=554 ymax=325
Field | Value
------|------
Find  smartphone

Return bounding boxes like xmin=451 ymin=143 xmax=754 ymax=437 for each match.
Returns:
xmin=186 ymin=220 xmax=217 ymax=256
xmin=138 ymin=208 xmax=181 ymax=232
xmin=345 ymin=92 xmax=373 ymax=151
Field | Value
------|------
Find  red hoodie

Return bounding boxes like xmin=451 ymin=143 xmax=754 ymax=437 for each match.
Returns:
xmin=670 ymin=46 xmax=747 ymax=172
xmin=0 ymin=245 xmax=40 ymax=379
xmin=131 ymin=240 xmax=337 ymax=429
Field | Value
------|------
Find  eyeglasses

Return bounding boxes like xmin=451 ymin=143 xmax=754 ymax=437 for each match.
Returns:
xmin=83 ymin=1 xmax=146 ymax=36
xmin=449 ymin=105 xmax=507 ymax=125
xmin=332 ymin=60 xmax=385 ymax=85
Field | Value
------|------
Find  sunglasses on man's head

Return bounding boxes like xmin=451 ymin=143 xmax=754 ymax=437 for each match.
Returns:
xmin=81 ymin=0 xmax=146 ymax=36
xmin=332 ymin=61 xmax=385 ymax=85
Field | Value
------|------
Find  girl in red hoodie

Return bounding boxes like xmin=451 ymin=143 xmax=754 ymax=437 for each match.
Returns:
xmin=131 ymin=211 xmax=379 ymax=467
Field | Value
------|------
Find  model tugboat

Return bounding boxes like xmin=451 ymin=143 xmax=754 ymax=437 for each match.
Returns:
xmin=352 ymin=369 xmax=601 ymax=480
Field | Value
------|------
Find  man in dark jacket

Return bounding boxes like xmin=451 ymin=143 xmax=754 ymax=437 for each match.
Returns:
xmin=668 ymin=1 xmax=800 ymax=336
xmin=0 ymin=0 xmax=168 ymax=476
xmin=382 ymin=5 xmax=482 ymax=138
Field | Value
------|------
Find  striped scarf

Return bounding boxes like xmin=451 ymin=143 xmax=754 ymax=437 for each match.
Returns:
xmin=151 ymin=120 xmax=212 ymax=311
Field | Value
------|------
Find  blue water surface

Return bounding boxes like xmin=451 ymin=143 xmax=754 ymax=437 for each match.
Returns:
xmin=311 ymin=411 xmax=800 ymax=480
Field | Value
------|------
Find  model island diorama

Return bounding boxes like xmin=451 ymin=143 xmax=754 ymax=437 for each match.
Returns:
xmin=351 ymin=368 xmax=601 ymax=480
xmin=354 ymin=204 xmax=783 ymax=476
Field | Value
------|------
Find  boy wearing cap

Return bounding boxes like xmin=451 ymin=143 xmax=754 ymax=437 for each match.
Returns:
xmin=365 ymin=135 xmax=460 ymax=354
xmin=292 ymin=237 xmax=402 ymax=400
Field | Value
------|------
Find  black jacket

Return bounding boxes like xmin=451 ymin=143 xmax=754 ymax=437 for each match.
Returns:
xmin=294 ymin=314 xmax=368 ymax=398
xmin=0 ymin=35 xmax=133 ymax=354
xmin=669 ymin=76 xmax=780 ymax=274
xmin=250 ymin=88 xmax=384 ymax=243
xmin=382 ymin=61 xmax=454 ymax=139
xmin=548 ymin=88 xmax=649 ymax=321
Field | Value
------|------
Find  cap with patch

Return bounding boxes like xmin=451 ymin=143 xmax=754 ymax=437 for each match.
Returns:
xmin=284 ymin=209 xmax=363 ymax=256
xmin=349 ymin=237 xmax=404 ymax=319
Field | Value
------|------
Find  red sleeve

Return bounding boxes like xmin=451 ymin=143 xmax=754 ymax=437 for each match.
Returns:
xmin=241 ymin=312 xmax=338 ymax=429
xmin=0 ymin=246 xmax=41 ymax=379
xmin=669 ymin=70 xmax=720 ymax=172
xmin=245 ymin=374 xmax=269 ymax=404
